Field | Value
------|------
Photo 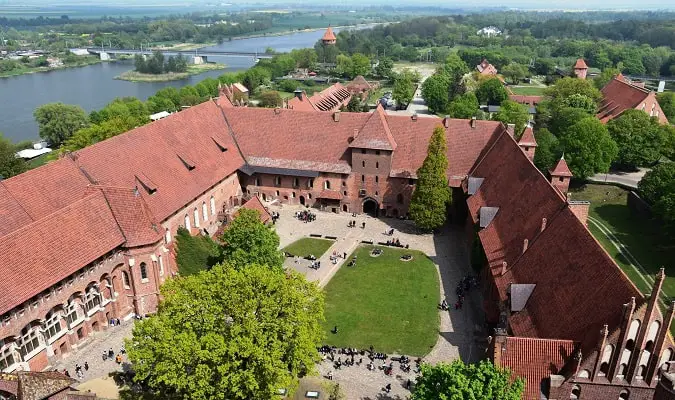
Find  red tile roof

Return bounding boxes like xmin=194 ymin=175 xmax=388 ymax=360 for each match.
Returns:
xmin=508 ymin=95 xmax=543 ymax=105
xmin=321 ymin=27 xmax=336 ymax=41
xmin=287 ymin=83 xmax=351 ymax=113
xmin=0 ymin=157 xmax=92 ymax=222
xmin=317 ymin=189 xmax=343 ymax=200
xmin=597 ymin=77 xmax=669 ymax=124
xmin=0 ymin=191 xmax=126 ymax=315
xmin=574 ymin=59 xmax=588 ymax=69
xmin=347 ymin=75 xmax=372 ymax=92
xmin=287 ymin=91 xmax=317 ymax=112
xmin=240 ymin=196 xmax=271 ymax=224
xmin=550 ymin=157 xmax=573 ymax=177
xmin=72 ymin=101 xmax=245 ymax=222
xmin=499 ymin=337 xmax=576 ymax=400
xmin=518 ymin=126 xmax=537 ymax=147
xmin=349 ymin=105 xmax=397 ymax=151
xmin=0 ymin=184 xmax=33 ymax=236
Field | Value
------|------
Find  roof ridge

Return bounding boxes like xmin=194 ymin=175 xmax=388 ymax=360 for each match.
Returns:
xmin=0 ymin=181 xmax=35 ymax=226
xmin=613 ymin=76 xmax=651 ymax=96
xmin=506 ymin=336 xmax=576 ymax=344
xmin=215 ymin=99 xmax=249 ymax=168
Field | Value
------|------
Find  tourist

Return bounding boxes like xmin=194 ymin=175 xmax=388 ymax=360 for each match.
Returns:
xmin=343 ymin=252 xmax=347 ymax=259
xmin=102 ymin=351 xmax=107 ymax=361
xmin=385 ymin=383 xmax=391 ymax=393
xmin=327 ymin=371 xmax=333 ymax=380
xmin=332 ymin=325 xmax=338 ymax=334
xmin=362 ymin=222 xmax=366 ymax=229
xmin=64 ymin=369 xmax=70 ymax=378
xmin=84 ymin=362 xmax=89 ymax=371
xmin=115 ymin=354 xmax=123 ymax=364
xmin=108 ymin=348 xmax=114 ymax=359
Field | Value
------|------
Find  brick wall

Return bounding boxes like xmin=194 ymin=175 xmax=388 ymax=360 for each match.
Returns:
xmin=568 ymin=201 xmax=590 ymax=226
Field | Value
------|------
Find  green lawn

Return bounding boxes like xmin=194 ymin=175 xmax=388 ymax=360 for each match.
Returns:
xmin=282 ymin=238 xmax=334 ymax=258
xmin=27 ymin=154 xmax=50 ymax=169
xmin=508 ymin=85 xmax=547 ymax=96
xmin=322 ymin=245 xmax=440 ymax=356
xmin=570 ymin=183 xmax=674 ymax=297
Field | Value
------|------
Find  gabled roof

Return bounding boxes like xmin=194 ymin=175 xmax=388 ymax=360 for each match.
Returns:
xmin=550 ymin=156 xmax=573 ymax=177
xmin=322 ymin=26 xmax=336 ymax=41
xmin=0 ymin=184 xmax=33 ymax=236
xmin=574 ymin=58 xmax=588 ymax=69
xmin=72 ymin=100 xmax=245 ymax=222
xmin=349 ymin=105 xmax=397 ymax=151
xmin=240 ymin=196 xmax=271 ymax=224
xmin=287 ymin=91 xmax=317 ymax=112
xmin=16 ymin=371 xmax=76 ymax=400
xmin=0 ymin=191 xmax=126 ymax=316
xmin=347 ymin=75 xmax=372 ymax=92
xmin=518 ymin=126 xmax=537 ymax=147
xmin=597 ymin=77 xmax=668 ymax=124
xmin=317 ymin=189 xmax=343 ymax=200
xmin=499 ymin=337 xmax=576 ymax=400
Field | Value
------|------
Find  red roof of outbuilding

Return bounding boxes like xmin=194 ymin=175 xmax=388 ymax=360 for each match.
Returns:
xmin=597 ymin=77 xmax=668 ymax=124
xmin=317 ymin=189 xmax=343 ymax=200
xmin=349 ymin=105 xmax=397 ymax=151
xmin=322 ymin=27 xmax=336 ymax=41
xmin=550 ymin=157 xmax=573 ymax=177
xmin=574 ymin=58 xmax=588 ymax=69
xmin=499 ymin=337 xmax=576 ymax=400
xmin=240 ymin=196 xmax=271 ymax=224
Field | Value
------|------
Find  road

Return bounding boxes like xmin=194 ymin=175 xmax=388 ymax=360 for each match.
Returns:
xmin=588 ymin=168 xmax=649 ymax=189
xmin=386 ymin=63 xmax=436 ymax=117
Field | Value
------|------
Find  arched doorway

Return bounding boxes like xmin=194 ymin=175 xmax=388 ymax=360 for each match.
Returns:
xmin=342 ymin=204 xmax=348 ymax=212
xmin=362 ymin=198 xmax=378 ymax=217
xmin=299 ymin=196 xmax=306 ymax=206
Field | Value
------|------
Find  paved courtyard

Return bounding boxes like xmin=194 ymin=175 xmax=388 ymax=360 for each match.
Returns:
xmin=47 ymin=205 xmax=483 ymax=400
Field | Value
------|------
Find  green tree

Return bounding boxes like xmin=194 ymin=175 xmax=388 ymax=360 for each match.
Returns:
xmin=493 ymin=100 xmax=529 ymax=135
xmin=350 ymin=53 xmax=371 ymax=78
xmin=594 ymin=67 xmax=621 ymax=90
xmin=655 ymin=193 xmax=675 ymax=235
xmin=501 ymin=62 xmax=528 ymax=84
xmin=289 ymin=48 xmax=318 ymax=69
xmin=440 ymin=54 xmax=469 ymax=99
xmin=447 ymin=92 xmax=479 ymax=119
xmin=475 ymin=78 xmax=508 ymax=105
xmin=657 ymin=92 xmax=675 ymax=123
xmin=126 ymin=263 xmax=324 ymax=400
xmin=533 ymin=128 xmax=561 ymax=173
xmin=561 ymin=93 xmax=596 ymax=114
xmin=0 ymin=134 xmax=27 ymax=178
xmin=409 ymin=126 xmax=451 ymax=230
xmin=607 ymin=109 xmax=665 ymax=169
xmin=242 ymin=66 xmax=271 ymax=91
xmin=392 ymin=70 xmax=415 ymax=109
xmin=33 ymin=102 xmax=88 ymax=146
xmin=259 ymin=91 xmax=283 ymax=108
xmin=220 ymin=208 xmax=284 ymax=269
xmin=560 ymin=117 xmax=618 ymax=179
xmin=549 ymin=106 xmax=593 ymax=136
xmin=411 ymin=360 xmax=524 ymax=400
xmin=174 ymin=227 xmax=222 ymax=276
xmin=545 ymin=77 xmax=602 ymax=104
xmin=421 ymin=73 xmax=451 ymax=114
xmin=335 ymin=54 xmax=353 ymax=78
xmin=345 ymin=96 xmax=363 ymax=112
xmin=638 ymin=163 xmax=675 ymax=205
xmin=374 ymin=57 xmax=394 ymax=79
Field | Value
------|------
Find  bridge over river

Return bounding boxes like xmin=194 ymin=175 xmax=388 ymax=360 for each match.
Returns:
xmin=86 ymin=48 xmax=274 ymax=59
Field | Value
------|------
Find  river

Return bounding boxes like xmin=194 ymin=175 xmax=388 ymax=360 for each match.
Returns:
xmin=0 ymin=27 xmax=361 ymax=143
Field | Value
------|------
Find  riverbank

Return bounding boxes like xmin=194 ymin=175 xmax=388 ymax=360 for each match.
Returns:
xmin=114 ymin=63 xmax=226 ymax=82
xmin=0 ymin=56 xmax=106 ymax=79
xmin=220 ymin=23 xmax=383 ymax=44
xmin=155 ymin=42 xmax=217 ymax=51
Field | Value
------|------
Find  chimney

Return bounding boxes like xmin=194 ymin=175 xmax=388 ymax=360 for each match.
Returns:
xmin=522 ymin=238 xmax=529 ymax=254
xmin=293 ymin=88 xmax=303 ymax=100
xmin=541 ymin=217 xmax=547 ymax=232
xmin=443 ymin=115 xmax=450 ymax=128
xmin=470 ymin=117 xmax=477 ymax=129
xmin=411 ymin=113 xmax=418 ymax=121
xmin=506 ymin=123 xmax=515 ymax=137
xmin=333 ymin=110 xmax=341 ymax=122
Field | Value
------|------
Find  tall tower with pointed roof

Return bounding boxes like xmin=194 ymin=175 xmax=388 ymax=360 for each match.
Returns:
xmin=550 ymin=155 xmax=573 ymax=194
xmin=574 ymin=58 xmax=589 ymax=80
xmin=321 ymin=26 xmax=336 ymax=45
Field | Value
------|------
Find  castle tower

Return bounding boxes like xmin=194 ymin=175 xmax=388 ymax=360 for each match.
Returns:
xmin=321 ymin=26 xmax=336 ymax=45
xmin=550 ymin=155 xmax=573 ymax=194
xmin=574 ymin=59 xmax=589 ymax=80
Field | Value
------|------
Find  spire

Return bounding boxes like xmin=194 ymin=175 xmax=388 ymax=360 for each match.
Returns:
xmin=550 ymin=155 xmax=573 ymax=178
xmin=517 ymin=126 xmax=537 ymax=147
xmin=321 ymin=26 xmax=336 ymax=44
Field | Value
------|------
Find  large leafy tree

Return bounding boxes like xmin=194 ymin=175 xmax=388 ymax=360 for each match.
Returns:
xmin=174 ymin=227 xmax=222 ymax=276
xmin=392 ymin=70 xmax=415 ymax=108
xmin=657 ymin=92 xmax=675 ymax=123
xmin=126 ymin=263 xmax=325 ymax=400
xmin=594 ymin=67 xmax=621 ymax=90
xmin=493 ymin=100 xmax=529 ymax=135
xmin=411 ymin=360 xmax=524 ymax=400
xmin=501 ymin=62 xmax=528 ymax=84
xmin=638 ymin=163 xmax=675 ymax=205
xmin=475 ymin=78 xmax=508 ymax=105
xmin=560 ymin=117 xmax=618 ymax=180
xmin=447 ymin=93 xmax=479 ymax=119
xmin=220 ymin=208 xmax=284 ymax=269
xmin=350 ymin=53 xmax=371 ymax=78
xmin=607 ymin=109 xmax=665 ymax=169
xmin=545 ymin=77 xmax=602 ymax=105
xmin=0 ymin=134 xmax=27 ymax=179
xmin=33 ymin=102 xmax=88 ymax=147
xmin=533 ymin=128 xmax=560 ymax=173
xmin=409 ymin=126 xmax=451 ymax=230
xmin=421 ymin=73 xmax=452 ymax=114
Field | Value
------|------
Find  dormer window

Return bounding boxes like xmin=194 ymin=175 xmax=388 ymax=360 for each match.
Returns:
xmin=177 ymin=153 xmax=196 ymax=171
xmin=212 ymin=137 xmax=228 ymax=152
xmin=136 ymin=173 xmax=157 ymax=195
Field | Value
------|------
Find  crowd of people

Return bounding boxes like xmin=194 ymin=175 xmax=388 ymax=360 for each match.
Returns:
xmin=385 ymin=238 xmax=409 ymax=248
xmin=439 ymin=275 xmax=479 ymax=311
xmin=270 ymin=211 xmax=280 ymax=224
xmin=295 ymin=210 xmax=316 ymax=222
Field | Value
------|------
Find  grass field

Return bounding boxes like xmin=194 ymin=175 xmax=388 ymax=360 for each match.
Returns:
xmin=509 ymin=85 xmax=547 ymax=96
xmin=282 ymin=238 xmax=334 ymax=258
xmin=570 ymin=183 xmax=674 ymax=296
xmin=115 ymin=63 xmax=225 ymax=82
xmin=322 ymin=245 xmax=439 ymax=356
xmin=27 ymin=154 xmax=50 ymax=169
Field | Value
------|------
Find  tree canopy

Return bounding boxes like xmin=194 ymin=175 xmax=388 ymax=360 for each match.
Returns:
xmin=560 ymin=117 xmax=618 ymax=180
xmin=411 ymin=360 xmax=524 ymax=400
xmin=501 ymin=62 xmax=529 ymax=84
xmin=657 ymin=92 xmax=675 ymax=123
xmin=421 ymin=73 xmax=452 ymax=114
xmin=533 ymin=128 xmax=560 ymax=173
xmin=220 ymin=208 xmax=284 ymax=269
xmin=493 ymin=100 xmax=529 ymax=135
xmin=33 ymin=102 xmax=88 ymax=146
xmin=174 ymin=227 xmax=222 ymax=276
xmin=409 ymin=126 xmax=451 ymax=230
xmin=0 ymin=134 xmax=27 ymax=179
xmin=447 ymin=93 xmax=479 ymax=119
xmin=126 ymin=263 xmax=324 ymax=400
xmin=392 ymin=69 xmax=416 ymax=108
xmin=475 ymin=78 xmax=508 ymax=105
xmin=638 ymin=163 xmax=675 ymax=205
xmin=607 ymin=109 xmax=667 ymax=170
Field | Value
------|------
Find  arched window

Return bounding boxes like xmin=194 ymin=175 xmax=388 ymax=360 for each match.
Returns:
xmin=0 ymin=340 xmax=16 ymax=371
xmin=660 ymin=348 xmax=674 ymax=370
xmin=165 ymin=228 xmax=171 ymax=244
xmin=599 ymin=344 xmax=613 ymax=376
xmin=293 ymin=178 xmax=299 ymax=188
xmin=44 ymin=310 xmax=63 ymax=340
xmin=361 ymin=175 xmax=365 ymax=182
xmin=19 ymin=325 xmax=42 ymax=357
xmin=193 ymin=208 xmax=200 ymax=228
xmin=636 ymin=365 xmax=646 ymax=380
xmin=397 ymin=193 xmax=404 ymax=204
xmin=307 ymin=178 xmax=314 ymax=188
xmin=84 ymin=286 xmax=101 ymax=313
xmin=619 ymin=389 xmax=629 ymax=400
xmin=362 ymin=161 xmax=366 ymax=168
xmin=140 ymin=262 xmax=148 ymax=280
xmin=617 ymin=363 xmax=627 ymax=377
xmin=184 ymin=214 xmax=191 ymax=231
xmin=202 ymin=202 xmax=208 ymax=221
xmin=275 ymin=176 xmax=281 ymax=186
xmin=65 ymin=299 xmax=81 ymax=327
xmin=570 ymin=384 xmax=580 ymax=399
xmin=376 ymin=161 xmax=379 ymax=169
xmin=324 ymin=180 xmax=331 ymax=190
xmin=375 ymin=176 xmax=379 ymax=183
xmin=210 ymin=196 xmax=216 ymax=215
xmin=158 ymin=255 xmax=164 ymax=276
xmin=122 ymin=272 xmax=130 ymax=289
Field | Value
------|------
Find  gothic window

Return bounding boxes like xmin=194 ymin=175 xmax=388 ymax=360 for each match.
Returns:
xmin=636 ymin=365 xmax=646 ymax=379
xmin=84 ymin=286 xmax=101 ymax=313
xmin=570 ymin=385 xmax=580 ymax=399
xmin=122 ymin=272 xmax=130 ymax=289
xmin=275 ymin=176 xmax=281 ymax=186
xmin=619 ymin=389 xmax=629 ymax=400
xmin=140 ymin=263 xmax=148 ymax=281
xmin=617 ymin=363 xmax=627 ymax=378
xmin=362 ymin=161 xmax=366 ymax=168
xmin=65 ymin=301 xmax=80 ymax=327
xmin=660 ymin=348 xmax=674 ymax=370
xmin=375 ymin=176 xmax=379 ymax=183
xmin=184 ymin=214 xmax=191 ymax=231
xmin=202 ymin=202 xmax=208 ymax=221
xmin=158 ymin=255 xmax=164 ymax=276
xmin=599 ymin=344 xmax=613 ymax=376
xmin=376 ymin=162 xmax=379 ymax=169
xmin=193 ymin=208 xmax=200 ymax=228
xmin=361 ymin=175 xmax=365 ymax=182
xmin=308 ymin=179 xmax=314 ymax=188
xmin=210 ymin=196 xmax=216 ymax=215
xmin=19 ymin=326 xmax=41 ymax=357
xmin=44 ymin=311 xmax=63 ymax=340
xmin=0 ymin=341 xmax=16 ymax=371
xmin=165 ymin=228 xmax=171 ymax=244
xmin=293 ymin=178 xmax=299 ymax=188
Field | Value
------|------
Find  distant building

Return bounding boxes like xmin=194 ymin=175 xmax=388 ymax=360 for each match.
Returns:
xmin=149 ymin=111 xmax=171 ymax=121
xmin=0 ymin=371 xmax=101 ymax=399
xmin=598 ymin=75 xmax=669 ymax=124
xmin=573 ymin=58 xmax=589 ymax=79
xmin=68 ymin=48 xmax=90 ymax=56
xmin=321 ymin=27 xmax=337 ymax=46
xmin=476 ymin=59 xmax=498 ymax=76
xmin=286 ymin=82 xmax=351 ymax=112
xmin=15 ymin=141 xmax=52 ymax=160
xmin=477 ymin=26 xmax=502 ymax=37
